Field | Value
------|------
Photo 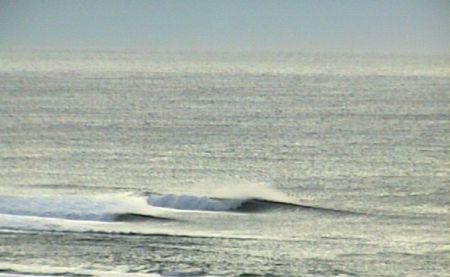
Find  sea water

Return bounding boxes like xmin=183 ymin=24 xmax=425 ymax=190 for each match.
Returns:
xmin=0 ymin=50 xmax=448 ymax=276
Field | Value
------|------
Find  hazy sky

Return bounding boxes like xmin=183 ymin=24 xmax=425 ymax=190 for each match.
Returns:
xmin=0 ymin=0 xmax=449 ymax=53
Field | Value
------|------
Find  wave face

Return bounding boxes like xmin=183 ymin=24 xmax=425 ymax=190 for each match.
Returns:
xmin=147 ymin=194 xmax=245 ymax=211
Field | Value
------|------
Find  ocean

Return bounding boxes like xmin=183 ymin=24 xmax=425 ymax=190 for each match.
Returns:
xmin=0 ymin=50 xmax=448 ymax=276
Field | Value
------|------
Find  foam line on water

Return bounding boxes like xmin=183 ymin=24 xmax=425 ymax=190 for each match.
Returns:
xmin=0 ymin=262 xmax=163 ymax=277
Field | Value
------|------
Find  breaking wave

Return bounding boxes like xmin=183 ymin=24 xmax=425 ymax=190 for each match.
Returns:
xmin=146 ymin=193 xmax=325 ymax=213
xmin=0 ymin=182 xmax=356 ymax=232
xmin=145 ymin=180 xmax=304 ymax=212
xmin=146 ymin=190 xmax=359 ymax=214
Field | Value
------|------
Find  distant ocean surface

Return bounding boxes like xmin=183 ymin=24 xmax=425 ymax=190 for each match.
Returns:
xmin=0 ymin=50 xmax=448 ymax=276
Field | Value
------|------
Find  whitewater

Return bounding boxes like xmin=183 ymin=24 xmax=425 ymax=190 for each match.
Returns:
xmin=0 ymin=51 xmax=448 ymax=276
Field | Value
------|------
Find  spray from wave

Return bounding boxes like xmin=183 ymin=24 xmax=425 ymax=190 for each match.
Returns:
xmin=182 ymin=179 xmax=295 ymax=202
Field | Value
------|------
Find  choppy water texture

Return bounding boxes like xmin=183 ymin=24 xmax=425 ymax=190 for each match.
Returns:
xmin=0 ymin=51 xmax=449 ymax=276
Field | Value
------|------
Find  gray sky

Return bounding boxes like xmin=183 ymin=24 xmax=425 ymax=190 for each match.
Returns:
xmin=0 ymin=0 xmax=449 ymax=53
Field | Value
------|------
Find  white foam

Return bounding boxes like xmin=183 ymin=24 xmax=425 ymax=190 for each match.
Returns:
xmin=0 ymin=262 xmax=162 ymax=277
xmin=0 ymin=194 xmax=160 ymax=222
xmin=0 ymin=195 xmax=114 ymax=221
